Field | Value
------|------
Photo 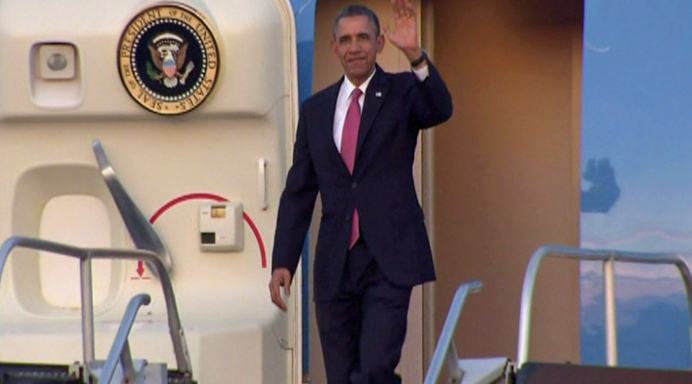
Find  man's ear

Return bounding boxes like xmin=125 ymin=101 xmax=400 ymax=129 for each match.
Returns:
xmin=377 ymin=34 xmax=385 ymax=53
xmin=331 ymin=39 xmax=339 ymax=57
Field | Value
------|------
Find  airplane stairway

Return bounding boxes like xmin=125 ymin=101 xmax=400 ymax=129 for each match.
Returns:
xmin=0 ymin=362 xmax=83 ymax=384
xmin=0 ymin=236 xmax=195 ymax=384
xmin=426 ymin=245 xmax=692 ymax=384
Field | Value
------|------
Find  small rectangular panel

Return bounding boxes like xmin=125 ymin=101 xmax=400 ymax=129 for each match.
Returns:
xmin=201 ymin=232 xmax=216 ymax=244
xmin=199 ymin=202 xmax=244 ymax=252
xmin=211 ymin=206 xmax=226 ymax=219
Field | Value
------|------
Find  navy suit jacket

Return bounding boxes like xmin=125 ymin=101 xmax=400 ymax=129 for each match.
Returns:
xmin=272 ymin=63 xmax=453 ymax=301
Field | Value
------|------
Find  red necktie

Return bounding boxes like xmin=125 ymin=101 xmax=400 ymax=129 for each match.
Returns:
xmin=341 ymin=88 xmax=362 ymax=249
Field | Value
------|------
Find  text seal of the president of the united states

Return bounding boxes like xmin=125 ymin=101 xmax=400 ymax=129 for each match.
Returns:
xmin=118 ymin=3 xmax=219 ymax=115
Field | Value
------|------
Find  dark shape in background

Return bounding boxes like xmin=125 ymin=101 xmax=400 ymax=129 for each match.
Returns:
xmin=581 ymin=158 xmax=621 ymax=213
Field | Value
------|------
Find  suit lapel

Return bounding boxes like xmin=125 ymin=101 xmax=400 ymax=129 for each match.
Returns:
xmin=356 ymin=66 xmax=389 ymax=164
xmin=317 ymin=79 xmax=351 ymax=175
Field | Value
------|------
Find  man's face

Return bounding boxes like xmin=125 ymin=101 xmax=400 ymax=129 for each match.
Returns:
xmin=332 ymin=15 xmax=384 ymax=86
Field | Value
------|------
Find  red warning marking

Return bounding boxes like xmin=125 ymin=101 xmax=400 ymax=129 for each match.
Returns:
xmin=130 ymin=260 xmax=151 ymax=279
xmin=136 ymin=260 xmax=145 ymax=277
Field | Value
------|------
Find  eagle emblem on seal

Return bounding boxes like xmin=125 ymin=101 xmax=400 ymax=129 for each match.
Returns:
xmin=146 ymin=32 xmax=195 ymax=88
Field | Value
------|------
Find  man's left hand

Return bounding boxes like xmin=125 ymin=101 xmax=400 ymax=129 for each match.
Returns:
xmin=383 ymin=0 xmax=423 ymax=63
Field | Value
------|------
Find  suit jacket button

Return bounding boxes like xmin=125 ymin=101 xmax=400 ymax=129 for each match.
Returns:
xmin=351 ymin=182 xmax=357 ymax=189
xmin=345 ymin=215 xmax=350 ymax=221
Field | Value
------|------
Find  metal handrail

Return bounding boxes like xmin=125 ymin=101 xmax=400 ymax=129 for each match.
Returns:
xmin=0 ymin=236 xmax=193 ymax=377
xmin=516 ymin=245 xmax=692 ymax=368
xmin=424 ymin=280 xmax=483 ymax=384
xmin=93 ymin=140 xmax=173 ymax=276
xmin=99 ymin=293 xmax=151 ymax=384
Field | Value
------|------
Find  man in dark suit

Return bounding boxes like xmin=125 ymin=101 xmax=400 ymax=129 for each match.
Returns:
xmin=269 ymin=1 xmax=452 ymax=383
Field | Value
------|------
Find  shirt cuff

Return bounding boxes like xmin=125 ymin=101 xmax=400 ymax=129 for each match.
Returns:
xmin=412 ymin=64 xmax=430 ymax=81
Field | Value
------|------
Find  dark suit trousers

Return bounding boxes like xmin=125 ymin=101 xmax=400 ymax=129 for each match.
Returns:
xmin=315 ymin=239 xmax=412 ymax=384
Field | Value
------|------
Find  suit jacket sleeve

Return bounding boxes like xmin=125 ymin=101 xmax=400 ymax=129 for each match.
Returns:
xmin=410 ymin=62 xmax=453 ymax=129
xmin=271 ymin=103 xmax=319 ymax=278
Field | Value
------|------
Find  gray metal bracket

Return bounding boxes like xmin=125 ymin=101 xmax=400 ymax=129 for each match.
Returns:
xmin=425 ymin=280 xmax=508 ymax=384
xmin=93 ymin=139 xmax=173 ymax=276
xmin=92 ymin=294 xmax=157 ymax=384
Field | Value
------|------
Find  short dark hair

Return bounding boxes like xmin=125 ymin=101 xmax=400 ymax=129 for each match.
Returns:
xmin=333 ymin=5 xmax=380 ymax=38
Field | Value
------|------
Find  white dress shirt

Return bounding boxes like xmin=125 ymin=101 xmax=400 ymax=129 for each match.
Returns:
xmin=333 ymin=65 xmax=430 ymax=150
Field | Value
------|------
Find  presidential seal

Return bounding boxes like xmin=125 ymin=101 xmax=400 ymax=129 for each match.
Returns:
xmin=118 ymin=3 xmax=219 ymax=115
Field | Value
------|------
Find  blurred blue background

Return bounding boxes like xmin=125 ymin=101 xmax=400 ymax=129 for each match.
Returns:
xmin=581 ymin=0 xmax=692 ymax=369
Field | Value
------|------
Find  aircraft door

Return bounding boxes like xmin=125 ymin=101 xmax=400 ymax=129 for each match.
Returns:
xmin=0 ymin=1 xmax=299 ymax=384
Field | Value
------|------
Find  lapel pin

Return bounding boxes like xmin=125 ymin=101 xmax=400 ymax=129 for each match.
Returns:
xmin=375 ymin=91 xmax=382 ymax=98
